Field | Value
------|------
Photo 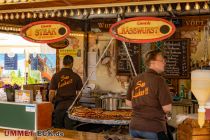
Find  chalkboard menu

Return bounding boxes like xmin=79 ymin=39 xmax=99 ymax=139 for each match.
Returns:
xmin=162 ymin=39 xmax=190 ymax=78
xmin=116 ymin=41 xmax=141 ymax=75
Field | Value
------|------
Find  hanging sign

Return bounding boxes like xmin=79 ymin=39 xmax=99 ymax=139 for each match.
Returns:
xmin=20 ymin=20 xmax=71 ymax=43
xmin=109 ymin=17 xmax=176 ymax=43
xmin=47 ymin=38 xmax=69 ymax=49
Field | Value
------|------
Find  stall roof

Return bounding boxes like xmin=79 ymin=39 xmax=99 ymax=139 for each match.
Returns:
xmin=0 ymin=0 xmax=154 ymax=10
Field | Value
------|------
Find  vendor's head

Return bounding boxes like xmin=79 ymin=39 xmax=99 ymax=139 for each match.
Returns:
xmin=63 ymin=55 xmax=74 ymax=68
xmin=144 ymin=49 xmax=166 ymax=73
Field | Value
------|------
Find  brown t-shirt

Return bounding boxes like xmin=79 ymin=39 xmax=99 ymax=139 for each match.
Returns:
xmin=127 ymin=69 xmax=172 ymax=132
xmin=50 ymin=68 xmax=83 ymax=110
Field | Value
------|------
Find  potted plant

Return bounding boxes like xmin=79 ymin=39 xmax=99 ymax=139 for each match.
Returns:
xmin=3 ymin=83 xmax=21 ymax=102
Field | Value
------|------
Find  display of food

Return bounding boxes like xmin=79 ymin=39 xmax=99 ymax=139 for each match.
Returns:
xmin=70 ymin=106 xmax=132 ymax=120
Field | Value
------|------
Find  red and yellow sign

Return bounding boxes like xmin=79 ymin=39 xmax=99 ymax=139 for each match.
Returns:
xmin=109 ymin=17 xmax=176 ymax=43
xmin=20 ymin=20 xmax=71 ymax=43
xmin=47 ymin=38 xmax=69 ymax=49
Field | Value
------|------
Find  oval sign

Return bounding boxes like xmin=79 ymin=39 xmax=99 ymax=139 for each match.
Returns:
xmin=109 ymin=17 xmax=176 ymax=43
xmin=20 ymin=20 xmax=71 ymax=43
xmin=47 ymin=38 xmax=69 ymax=49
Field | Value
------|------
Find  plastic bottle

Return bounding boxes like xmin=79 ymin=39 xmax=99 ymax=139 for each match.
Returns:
xmin=179 ymin=84 xmax=185 ymax=99
xmin=35 ymin=90 xmax=42 ymax=103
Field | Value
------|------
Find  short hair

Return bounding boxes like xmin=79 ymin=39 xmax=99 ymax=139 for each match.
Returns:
xmin=144 ymin=49 xmax=164 ymax=67
xmin=63 ymin=55 xmax=73 ymax=66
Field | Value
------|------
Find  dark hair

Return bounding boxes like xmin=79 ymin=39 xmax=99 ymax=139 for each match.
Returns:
xmin=63 ymin=55 xmax=73 ymax=66
xmin=144 ymin=49 xmax=164 ymax=67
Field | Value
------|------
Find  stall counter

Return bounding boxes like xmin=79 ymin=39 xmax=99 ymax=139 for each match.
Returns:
xmin=0 ymin=101 xmax=53 ymax=132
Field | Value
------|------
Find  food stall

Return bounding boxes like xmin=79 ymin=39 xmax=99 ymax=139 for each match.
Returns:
xmin=0 ymin=0 xmax=209 ymax=139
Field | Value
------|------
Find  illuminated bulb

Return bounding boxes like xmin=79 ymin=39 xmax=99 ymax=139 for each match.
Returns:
xmin=26 ymin=12 xmax=31 ymax=18
xmin=51 ymin=11 xmax=55 ymax=17
xmin=150 ymin=5 xmax=156 ymax=12
xmin=159 ymin=4 xmax=164 ymax=12
xmin=203 ymin=2 xmax=209 ymax=10
xmin=10 ymin=13 xmax=14 ymax=19
xmin=194 ymin=2 xmax=200 ymax=10
xmin=167 ymin=4 xmax=173 ymax=11
xmin=33 ymin=13 xmax=37 ymax=18
xmin=118 ymin=7 xmax=124 ymax=14
xmin=21 ymin=13 xmax=25 ymax=19
xmin=90 ymin=9 xmax=94 ymax=15
xmin=185 ymin=3 xmax=190 ymax=11
xmin=134 ymin=6 xmax=139 ymax=13
xmin=111 ymin=7 xmax=116 ymax=14
xmin=176 ymin=3 xmax=181 ymax=11
xmin=38 ymin=12 xmax=43 ymax=18
xmin=83 ymin=9 xmax=88 ymax=16
xmin=63 ymin=10 xmax=68 ymax=17
xmin=15 ymin=13 xmax=20 ymax=19
xmin=142 ymin=5 xmax=147 ymax=13
xmin=4 ymin=14 xmax=9 ymax=20
xmin=96 ymin=8 xmax=101 ymax=14
xmin=77 ymin=9 xmax=81 ymax=16
xmin=104 ymin=8 xmax=109 ymax=14
xmin=44 ymin=12 xmax=49 ymax=18
xmin=70 ymin=10 xmax=74 ymax=16
xmin=0 ymin=14 xmax=3 ymax=20
xmin=56 ymin=11 xmax=61 ymax=17
xmin=126 ymin=6 xmax=131 ymax=13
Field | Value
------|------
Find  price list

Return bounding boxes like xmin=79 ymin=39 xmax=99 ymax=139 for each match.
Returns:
xmin=163 ymin=39 xmax=190 ymax=78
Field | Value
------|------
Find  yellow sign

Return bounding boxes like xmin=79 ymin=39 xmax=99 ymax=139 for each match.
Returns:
xmin=110 ymin=17 xmax=176 ymax=43
xmin=20 ymin=20 xmax=70 ymax=43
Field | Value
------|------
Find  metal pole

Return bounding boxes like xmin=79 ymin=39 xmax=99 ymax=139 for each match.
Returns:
xmin=122 ymin=41 xmax=137 ymax=76
xmin=68 ymin=37 xmax=114 ymax=112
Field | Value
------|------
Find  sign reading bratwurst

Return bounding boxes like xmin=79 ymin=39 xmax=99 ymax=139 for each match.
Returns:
xmin=109 ymin=17 xmax=176 ymax=43
xmin=20 ymin=20 xmax=70 ymax=43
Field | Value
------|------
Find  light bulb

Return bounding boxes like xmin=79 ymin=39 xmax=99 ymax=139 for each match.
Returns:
xmin=167 ymin=4 xmax=173 ymax=11
xmin=185 ymin=3 xmax=190 ymax=11
xmin=176 ymin=3 xmax=181 ymax=11
xmin=126 ymin=6 xmax=131 ymax=13
xmin=150 ymin=5 xmax=156 ymax=12
xmin=134 ymin=6 xmax=139 ymax=13
xmin=142 ymin=5 xmax=147 ymax=13
xmin=63 ymin=10 xmax=68 ymax=17
xmin=194 ymin=2 xmax=200 ymax=10
xmin=159 ymin=4 xmax=164 ymax=12
xmin=104 ymin=8 xmax=109 ymax=14
xmin=203 ymin=2 xmax=209 ymax=10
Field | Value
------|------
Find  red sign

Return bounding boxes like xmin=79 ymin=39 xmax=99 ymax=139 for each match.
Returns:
xmin=109 ymin=17 xmax=176 ymax=43
xmin=20 ymin=20 xmax=70 ymax=43
xmin=47 ymin=38 xmax=69 ymax=49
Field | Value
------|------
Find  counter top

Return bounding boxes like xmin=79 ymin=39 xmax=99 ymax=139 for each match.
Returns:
xmin=0 ymin=129 xmax=143 ymax=140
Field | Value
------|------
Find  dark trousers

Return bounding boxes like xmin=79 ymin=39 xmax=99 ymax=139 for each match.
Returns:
xmin=53 ymin=109 xmax=79 ymax=129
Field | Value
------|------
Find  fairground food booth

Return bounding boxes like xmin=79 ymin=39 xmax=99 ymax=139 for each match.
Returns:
xmin=0 ymin=0 xmax=210 ymax=140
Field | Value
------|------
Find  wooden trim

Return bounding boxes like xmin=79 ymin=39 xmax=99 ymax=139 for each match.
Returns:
xmin=0 ymin=0 xmax=208 ymax=13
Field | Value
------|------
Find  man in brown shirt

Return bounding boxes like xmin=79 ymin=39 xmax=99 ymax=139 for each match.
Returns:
xmin=49 ymin=55 xmax=83 ymax=128
xmin=126 ymin=49 xmax=172 ymax=140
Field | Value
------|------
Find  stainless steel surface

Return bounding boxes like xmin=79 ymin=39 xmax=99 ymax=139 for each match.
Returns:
xmin=101 ymin=97 xmax=118 ymax=111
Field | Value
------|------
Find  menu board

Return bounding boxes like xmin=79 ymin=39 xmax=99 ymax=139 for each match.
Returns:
xmin=116 ymin=41 xmax=141 ymax=75
xmin=162 ymin=39 xmax=190 ymax=78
